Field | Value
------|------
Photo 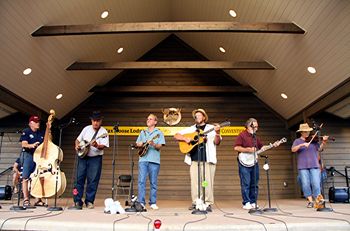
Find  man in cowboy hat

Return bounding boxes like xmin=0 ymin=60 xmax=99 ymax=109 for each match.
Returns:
xmin=71 ymin=111 xmax=109 ymax=209
xmin=291 ymin=123 xmax=328 ymax=208
xmin=174 ymin=109 xmax=221 ymax=212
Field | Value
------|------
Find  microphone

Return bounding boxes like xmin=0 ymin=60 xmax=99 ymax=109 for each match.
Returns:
xmin=130 ymin=144 xmax=136 ymax=149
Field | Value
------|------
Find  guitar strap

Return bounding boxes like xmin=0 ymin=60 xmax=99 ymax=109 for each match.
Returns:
xmin=90 ymin=127 xmax=100 ymax=142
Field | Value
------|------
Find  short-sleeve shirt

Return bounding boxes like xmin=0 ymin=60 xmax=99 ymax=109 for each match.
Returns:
xmin=19 ymin=128 xmax=44 ymax=154
xmin=234 ymin=130 xmax=263 ymax=150
xmin=136 ymin=128 xmax=165 ymax=164
xmin=76 ymin=125 xmax=109 ymax=157
xmin=292 ymin=138 xmax=320 ymax=170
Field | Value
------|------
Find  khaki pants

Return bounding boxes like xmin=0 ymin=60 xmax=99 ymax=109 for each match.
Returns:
xmin=190 ymin=161 xmax=216 ymax=205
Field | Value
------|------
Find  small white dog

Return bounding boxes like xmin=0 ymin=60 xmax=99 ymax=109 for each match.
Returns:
xmin=104 ymin=198 xmax=125 ymax=214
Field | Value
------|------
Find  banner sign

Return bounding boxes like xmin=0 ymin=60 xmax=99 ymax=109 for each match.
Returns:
xmin=104 ymin=126 xmax=245 ymax=136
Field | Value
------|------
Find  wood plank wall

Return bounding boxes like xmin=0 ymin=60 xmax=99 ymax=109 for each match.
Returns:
xmin=60 ymin=94 xmax=294 ymax=201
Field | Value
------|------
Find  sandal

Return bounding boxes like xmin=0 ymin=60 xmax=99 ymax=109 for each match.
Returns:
xmin=34 ymin=199 xmax=47 ymax=207
xmin=23 ymin=199 xmax=31 ymax=207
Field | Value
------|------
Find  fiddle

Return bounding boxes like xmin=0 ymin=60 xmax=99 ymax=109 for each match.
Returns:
xmin=305 ymin=134 xmax=335 ymax=143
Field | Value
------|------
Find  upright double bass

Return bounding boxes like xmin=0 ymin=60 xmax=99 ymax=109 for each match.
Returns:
xmin=30 ymin=110 xmax=66 ymax=198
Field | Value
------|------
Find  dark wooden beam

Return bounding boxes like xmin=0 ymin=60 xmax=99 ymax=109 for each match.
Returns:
xmin=287 ymin=77 xmax=350 ymax=128
xmin=90 ymin=85 xmax=255 ymax=93
xmin=67 ymin=61 xmax=275 ymax=70
xmin=0 ymin=85 xmax=47 ymax=118
xmin=32 ymin=22 xmax=305 ymax=36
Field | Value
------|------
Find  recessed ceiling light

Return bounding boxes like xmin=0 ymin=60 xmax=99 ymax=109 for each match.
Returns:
xmin=56 ymin=93 xmax=63 ymax=100
xmin=229 ymin=9 xmax=237 ymax=18
xmin=281 ymin=93 xmax=288 ymax=99
xmin=307 ymin=66 xmax=316 ymax=74
xmin=219 ymin=47 xmax=226 ymax=53
xmin=23 ymin=68 xmax=32 ymax=75
xmin=117 ymin=47 xmax=124 ymax=54
xmin=101 ymin=11 xmax=109 ymax=19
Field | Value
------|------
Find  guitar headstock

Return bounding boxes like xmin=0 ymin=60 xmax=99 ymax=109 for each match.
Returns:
xmin=220 ymin=121 xmax=231 ymax=127
xmin=273 ymin=137 xmax=287 ymax=147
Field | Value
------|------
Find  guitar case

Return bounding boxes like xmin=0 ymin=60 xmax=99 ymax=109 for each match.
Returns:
xmin=329 ymin=166 xmax=350 ymax=203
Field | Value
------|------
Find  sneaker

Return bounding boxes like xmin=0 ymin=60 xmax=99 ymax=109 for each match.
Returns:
xmin=306 ymin=201 xmax=314 ymax=208
xmin=150 ymin=204 xmax=159 ymax=210
xmin=243 ymin=202 xmax=252 ymax=210
xmin=86 ymin=202 xmax=94 ymax=209
xmin=251 ymin=203 xmax=259 ymax=208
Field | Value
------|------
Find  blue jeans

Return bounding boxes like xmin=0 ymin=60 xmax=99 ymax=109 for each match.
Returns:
xmin=74 ymin=155 xmax=102 ymax=205
xmin=138 ymin=161 xmax=160 ymax=205
xmin=238 ymin=162 xmax=259 ymax=205
xmin=298 ymin=168 xmax=321 ymax=198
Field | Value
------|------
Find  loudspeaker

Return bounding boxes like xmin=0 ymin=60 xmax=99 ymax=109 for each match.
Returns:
xmin=0 ymin=185 xmax=12 ymax=200
xmin=329 ymin=187 xmax=349 ymax=203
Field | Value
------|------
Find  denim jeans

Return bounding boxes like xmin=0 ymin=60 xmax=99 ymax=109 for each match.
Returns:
xmin=21 ymin=151 xmax=36 ymax=179
xmin=138 ymin=161 xmax=160 ymax=205
xmin=74 ymin=155 xmax=102 ymax=205
xmin=298 ymin=168 xmax=321 ymax=198
xmin=238 ymin=162 xmax=259 ymax=205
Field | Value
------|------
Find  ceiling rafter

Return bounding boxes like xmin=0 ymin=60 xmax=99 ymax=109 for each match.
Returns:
xmin=32 ymin=21 xmax=305 ymax=36
xmin=67 ymin=61 xmax=275 ymax=70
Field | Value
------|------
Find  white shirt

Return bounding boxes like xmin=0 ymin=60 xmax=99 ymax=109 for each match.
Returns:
xmin=77 ymin=125 xmax=109 ymax=157
xmin=178 ymin=124 xmax=221 ymax=165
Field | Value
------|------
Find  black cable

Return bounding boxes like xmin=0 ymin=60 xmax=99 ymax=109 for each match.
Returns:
xmin=0 ymin=211 xmax=52 ymax=231
xmin=224 ymin=214 xmax=268 ymax=231
xmin=112 ymin=214 xmax=130 ymax=231
xmin=139 ymin=212 xmax=153 ymax=231
xmin=182 ymin=214 xmax=207 ymax=231
xmin=252 ymin=213 xmax=289 ymax=231
xmin=214 ymin=202 xmax=268 ymax=231
xmin=23 ymin=211 xmax=65 ymax=230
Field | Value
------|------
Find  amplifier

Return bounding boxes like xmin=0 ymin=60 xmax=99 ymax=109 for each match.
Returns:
xmin=329 ymin=187 xmax=349 ymax=203
xmin=0 ymin=185 xmax=12 ymax=200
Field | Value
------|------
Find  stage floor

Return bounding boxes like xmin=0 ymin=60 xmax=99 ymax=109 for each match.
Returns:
xmin=0 ymin=199 xmax=349 ymax=231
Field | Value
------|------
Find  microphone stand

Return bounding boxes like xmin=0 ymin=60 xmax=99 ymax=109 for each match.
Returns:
xmin=249 ymin=131 xmax=262 ymax=215
xmin=0 ymin=131 xmax=4 ymax=160
xmin=192 ymin=126 xmax=207 ymax=215
xmin=10 ymin=150 xmax=26 ymax=211
xmin=125 ymin=144 xmax=137 ymax=212
xmin=261 ymin=155 xmax=277 ymax=212
xmin=111 ymin=123 xmax=119 ymax=200
xmin=48 ymin=120 xmax=72 ymax=211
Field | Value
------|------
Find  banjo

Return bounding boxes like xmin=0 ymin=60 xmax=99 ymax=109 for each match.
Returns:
xmin=76 ymin=133 xmax=108 ymax=158
xmin=238 ymin=137 xmax=287 ymax=167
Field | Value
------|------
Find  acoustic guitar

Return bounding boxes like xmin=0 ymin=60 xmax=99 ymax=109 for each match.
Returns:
xmin=178 ymin=121 xmax=230 ymax=154
xmin=76 ymin=133 xmax=108 ymax=158
xmin=137 ymin=134 xmax=160 ymax=157
xmin=238 ymin=137 xmax=287 ymax=167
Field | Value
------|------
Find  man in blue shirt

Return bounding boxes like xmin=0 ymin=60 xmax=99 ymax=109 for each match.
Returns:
xmin=19 ymin=115 xmax=44 ymax=207
xmin=136 ymin=114 xmax=165 ymax=210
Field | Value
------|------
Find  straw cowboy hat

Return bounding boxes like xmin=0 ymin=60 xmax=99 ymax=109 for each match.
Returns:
xmin=296 ymin=123 xmax=313 ymax=132
xmin=192 ymin=109 xmax=208 ymax=123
